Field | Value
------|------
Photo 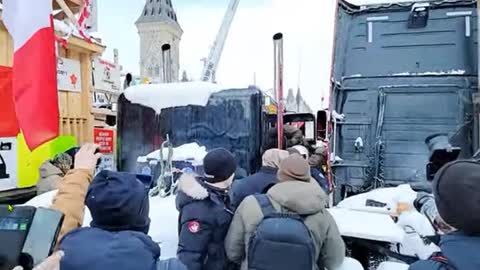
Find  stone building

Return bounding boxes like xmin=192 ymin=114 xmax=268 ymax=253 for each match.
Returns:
xmin=136 ymin=0 xmax=183 ymax=82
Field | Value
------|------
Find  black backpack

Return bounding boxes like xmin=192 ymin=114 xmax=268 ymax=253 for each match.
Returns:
xmin=247 ymin=194 xmax=316 ymax=270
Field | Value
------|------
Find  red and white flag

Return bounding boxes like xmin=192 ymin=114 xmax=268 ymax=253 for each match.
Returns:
xmin=3 ymin=0 xmax=59 ymax=150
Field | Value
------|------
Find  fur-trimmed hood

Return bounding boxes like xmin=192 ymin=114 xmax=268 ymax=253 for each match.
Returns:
xmin=177 ymin=174 xmax=209 ymax=200
xmin=176 ymin=174 xmax=231 ymax=211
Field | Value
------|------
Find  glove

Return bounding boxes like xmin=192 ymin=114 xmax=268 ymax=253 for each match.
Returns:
xmin=414 ymin=192 xmax=434 ymax=213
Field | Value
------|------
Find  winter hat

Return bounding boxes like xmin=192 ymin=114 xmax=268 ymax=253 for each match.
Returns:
xmin=51 ymin=153 xmax=73 ymax=175
xmin=262 ymin=149 xmax=290 ymax=169
xmin=277 ymin=154 xmax=311 ymax=183
xmin=433 ymin=160 xmax=480 ymax=234
xmin=203 ymin=148 xmax=237 ymax=183
xmin=292 ymin=145 xmax=309 ymax=159
xmin=86 ymin=170 xmax=150 ymax=234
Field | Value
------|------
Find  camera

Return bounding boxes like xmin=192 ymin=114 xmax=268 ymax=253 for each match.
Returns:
xmin=65 ymin=147 xmax=102 ymax=168
xmin=0 ymin=206 xmax=64 ymax=270
xmin=425 ymin=134 xmax=460 ymax=181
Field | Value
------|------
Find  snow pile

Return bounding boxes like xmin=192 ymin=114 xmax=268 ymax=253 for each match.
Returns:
xmin=397 ymin=211 xmax=440 ymax=259
xmin=137 ymin=142 xmax=207 ymax=166
xmin=377 ymin=262 xmax=408 ymax=270
xmin=337 ymin=185 xmax=417 ymax=215
xmin=53 ymin=19 xmax=103 ymax=45
xmin=124 ymin=81 xmax=227 ymax=114
xmin=329 ymin=208 xmax=405 ymax=243
xmin=336 ymin=257 xmax=364 ymax=270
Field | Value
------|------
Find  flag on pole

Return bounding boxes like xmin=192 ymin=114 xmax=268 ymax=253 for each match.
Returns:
xmin=3 ymin=0 xmax=59 ymax=150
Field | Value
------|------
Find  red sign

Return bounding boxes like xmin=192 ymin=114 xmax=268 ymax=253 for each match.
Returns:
xmin=94 ymin=128 xmax=114 ymax=154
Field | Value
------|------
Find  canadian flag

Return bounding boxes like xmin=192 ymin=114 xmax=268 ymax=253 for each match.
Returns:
xmin=3 ymin=0 xmax=59 ymax=150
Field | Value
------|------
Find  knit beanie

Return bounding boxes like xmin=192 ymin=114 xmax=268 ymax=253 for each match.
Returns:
xmin=433 ymin=160 xmax=480 ymax=234
xmin=86 ymin=170 xmax=151 ymax=234
xmin=203 ymin=148 xmax=237 ymax=183
xmin=277 ymin=154 xmax=311 ymax=182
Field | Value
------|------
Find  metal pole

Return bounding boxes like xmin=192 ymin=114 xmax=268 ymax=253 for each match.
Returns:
xmin=274 ymin=33 xmax=284 ymax=149
xmin=161 ymin=44 xmax=171 ymax=83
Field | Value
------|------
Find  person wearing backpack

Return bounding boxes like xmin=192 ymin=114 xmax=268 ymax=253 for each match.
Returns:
xmin=176 ymin=148 xmax=237 ymax=270
xmin=409 ymin=160 xmax=480 ymax=270
xmin=225 ymin=154 xmax=345 ymax=270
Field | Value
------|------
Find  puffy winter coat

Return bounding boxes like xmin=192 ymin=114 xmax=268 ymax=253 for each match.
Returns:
xmin=409 ymin=232 xmax=480 ymax=270
xmin=176 ymin=175 xmax=234 ymax=270
xmin=37 ymin=161 xmax=64 ymax=195
xmin=310 ymin=167 xmax=329 ymax=193
xmin=225 ymin=180 xmax=345 ymax=270
xmin=51 ymin=169 xmax=93 ymax=245
xmin=230 ymin=166 xmax=278 ymax=210
xmin=60 ymin=228 xmax=161 ymax=270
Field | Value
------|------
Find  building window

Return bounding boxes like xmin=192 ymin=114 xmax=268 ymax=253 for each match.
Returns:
xmin=150 ymin=0 xmax=153 ymax=2
xmin=144 ymin=8 xmax=148 ymax=16
xmin=159 ymin=8 xmax=162 ymax=14
xmin=151 ymin=8 xmax=155 ymax=15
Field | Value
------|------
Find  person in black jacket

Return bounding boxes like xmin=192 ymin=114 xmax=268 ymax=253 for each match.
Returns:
xmin=230 ymin=149 xmax=289 ymax=210
xmin=176 ymin=148 xmax=237 ymax=270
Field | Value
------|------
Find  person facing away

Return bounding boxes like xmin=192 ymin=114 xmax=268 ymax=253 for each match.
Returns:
xmin=230 ymin=149 xmax=290 ymax=210
xmin=309 ymin=152 xmax=330 ymax=193
xmin=176 ymin=148 xmax=237 ymax=270
xmin=36 ymin=152 xmax=73 ymax=195
xmin=59 ymin=170 xmax=186 ymax=270
xmin=409 ymin=160 xmax=480 ymax=270
xmin=225 ymin=154 xmax=345 ymax=270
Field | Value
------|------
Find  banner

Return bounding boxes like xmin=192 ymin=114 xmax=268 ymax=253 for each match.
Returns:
xmin=0 ymin=66 xmax=20 ymax=137
xmin=93 ymin=58 xmax=121 ymax=93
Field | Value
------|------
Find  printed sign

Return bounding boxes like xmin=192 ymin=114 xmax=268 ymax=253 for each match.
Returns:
xmin=94 ymin=128 xmax=114 ymax=154
xmin=57 ymin=57 xmax=82 ymax=92
xmin=93 ymin=58 xmax=121 ymax=93
xmin=0 ymin=137 xmax=18 ymax=191
xmin=97 ymin=154 xmax=115 ymax=172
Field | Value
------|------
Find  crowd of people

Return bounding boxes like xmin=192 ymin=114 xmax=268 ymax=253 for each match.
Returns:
xmin=20 ymin=140 xmax=480 ymax=270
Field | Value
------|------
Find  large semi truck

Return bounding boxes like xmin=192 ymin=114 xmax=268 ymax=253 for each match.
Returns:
xmin=328 ymin=0 xmax=478 ymax=202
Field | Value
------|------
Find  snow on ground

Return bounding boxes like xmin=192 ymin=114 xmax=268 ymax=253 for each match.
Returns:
xmin=124 ymin=81 xmax=228 ymax=114
xmin=137 ymin=142 xmax=207 ymax=166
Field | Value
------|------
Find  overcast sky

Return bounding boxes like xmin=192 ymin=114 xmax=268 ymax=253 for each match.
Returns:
xmin=98 ymin=0 xmax=337 ymax=111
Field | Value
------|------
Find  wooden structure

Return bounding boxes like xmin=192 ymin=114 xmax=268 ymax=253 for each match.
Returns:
xmin=0 ymin=14 xmax=105 ymax=145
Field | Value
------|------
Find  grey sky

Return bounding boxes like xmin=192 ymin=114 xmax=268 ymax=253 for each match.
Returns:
xmin=98 ymin=0 xmax=337 ymax=110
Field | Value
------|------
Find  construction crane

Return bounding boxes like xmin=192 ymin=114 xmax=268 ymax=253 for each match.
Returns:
xmin=201 ymin=0 xmax=240 ymax=82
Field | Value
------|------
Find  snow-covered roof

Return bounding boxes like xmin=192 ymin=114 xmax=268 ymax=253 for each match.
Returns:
xmin=53 ymin=19 xmax=103 ymax=45
xmin=123 ymin=81 xmax=228 ymax=114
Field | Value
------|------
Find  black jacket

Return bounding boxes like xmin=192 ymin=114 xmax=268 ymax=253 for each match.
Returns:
xmin=176 ymin=175 xmax=233 ymax=270
xmin=230 ymin=166 xmax=278 ymax=210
